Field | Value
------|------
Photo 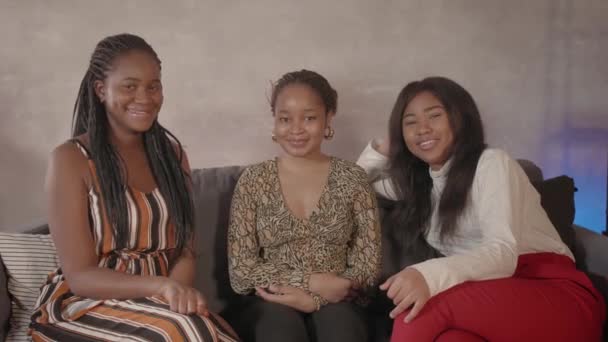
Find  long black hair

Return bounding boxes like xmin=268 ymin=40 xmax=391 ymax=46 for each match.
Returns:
xmin=72 ymin=33 xmax=193 ymax=255
xmin=386 ymin=77 xmax=486 ymax=253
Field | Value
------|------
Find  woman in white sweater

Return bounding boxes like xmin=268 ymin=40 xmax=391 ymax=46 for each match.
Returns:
xmin=357 ymin=76 xmax=605 ymax=341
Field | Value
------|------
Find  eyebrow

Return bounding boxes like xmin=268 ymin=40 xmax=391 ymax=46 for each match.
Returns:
xmin=404 ymin=105 xmax=444 ymax=118
xmin=277 ymin=108 xmax=319 ymax=114
xmin=122 ymin=77 xmax=161 ymax=83
xmin=424 ymin=105 xmax=443 ymax=112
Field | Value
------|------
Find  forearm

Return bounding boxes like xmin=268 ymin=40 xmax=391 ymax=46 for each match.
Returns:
xmin=67 ymin=267 xmax=166 ymax=300
xmin=169 ymin=252 xmax=196 ymax=287
xmin=342 ymin=234 xmax=383 ymax=289
xmin=341 ymin=264 xmax=380 ymax=290
xmin=411 ymin=241 xmax=517 ymax=297
xmin=344 ymin=184 xmax=382 ymax=291
xmin=229 ymin=262 xmax=311 ymax=294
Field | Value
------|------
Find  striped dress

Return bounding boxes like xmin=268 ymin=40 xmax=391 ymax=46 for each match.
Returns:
xmin=29 ymin=140 xmax=239 ymax=342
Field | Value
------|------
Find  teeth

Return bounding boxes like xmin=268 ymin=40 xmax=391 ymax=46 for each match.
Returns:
xmin=419 ymin=140 xmax=436 ymax=150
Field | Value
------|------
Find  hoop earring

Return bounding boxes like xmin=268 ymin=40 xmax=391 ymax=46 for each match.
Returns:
xmin=324 ymin=126 xmax=335 ymax=140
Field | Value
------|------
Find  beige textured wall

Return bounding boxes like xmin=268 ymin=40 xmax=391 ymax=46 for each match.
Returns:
xmin=1 ymin=0 xmax=607 ymax=231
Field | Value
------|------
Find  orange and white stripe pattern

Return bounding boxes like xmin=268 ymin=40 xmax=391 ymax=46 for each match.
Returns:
xmin=30 ymin=140 xmax=239 ymax=341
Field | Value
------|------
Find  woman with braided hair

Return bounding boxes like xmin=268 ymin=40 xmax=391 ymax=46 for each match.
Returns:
xmin=29 ymin=33 xmax=238 ymax=341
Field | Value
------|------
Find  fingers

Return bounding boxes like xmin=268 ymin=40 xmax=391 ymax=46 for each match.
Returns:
xmin=404 ymin=298 xmax=426 ymax=323
xmin=167 ymin=292 xmax=178 ymax=313
xmin=345 ymin=288 xmax=358 ymax=300
xmin=386 ymin=279 xmax=403 ymax=300
xmin=179 ymin=292 xmax=189 ymax=314
xmin=390 ymin=295 xmax=414 ymax=319
xmin=395 ymin=285 xmax=414 ymax=306
xmin=255 ymin=287 xmax=285 ymax=304
xmin=196 ymin=292 xmax=209 ymax=317
xmin=379 ymin=275 xmax=395 ymax=291
xmin=165 ymin=285 xmax=209 ymax=316
xmin=269 ymin=284 xmax=287 ymax=295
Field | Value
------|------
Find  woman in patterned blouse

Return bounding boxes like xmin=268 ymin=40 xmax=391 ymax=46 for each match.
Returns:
xmin=227 ymin=70 xmax=382 ymax=342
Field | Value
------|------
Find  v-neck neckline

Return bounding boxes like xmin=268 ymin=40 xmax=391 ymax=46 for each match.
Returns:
xmin=274 ymin=156 xmax=334 ymax=223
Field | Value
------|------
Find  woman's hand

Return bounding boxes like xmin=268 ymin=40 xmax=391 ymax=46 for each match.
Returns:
xmin=256 ymin=285 xmax=317 ymax=313
xmin=372 ymin=137 xmax=390 ymax=157
xmin=157 ymin=278 xmax=208 ymax=316
xmin=380 ymin=268 xmax=430 ymax=322
xmin=309 ymin=273 xmax=353 ymax=303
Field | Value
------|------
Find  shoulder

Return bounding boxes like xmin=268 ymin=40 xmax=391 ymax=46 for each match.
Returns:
xmin=51 ymin=139 xmax=89 ymax=168
xmin=238 ymin=160 xmax=275 ymax=184
xmin=474 ymin=148 xmax=527 ymax=184
xmin=47 ymin=139 xmax=90 ymax=187
xmin=332 ymin=157 xmax=369 ymax=183
xmin=476 ymin=148 xmax=518 ymax=171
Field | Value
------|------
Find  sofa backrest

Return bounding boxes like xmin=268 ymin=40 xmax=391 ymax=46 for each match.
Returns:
xmin=1 ymin=159 xmax=580 ymax=318
xmin=190 ymin=166 xmax=246 ymax=313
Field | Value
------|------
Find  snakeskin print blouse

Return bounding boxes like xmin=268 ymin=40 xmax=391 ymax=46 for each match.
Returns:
xmin=227 ymin=157 xmax=381 ymax=308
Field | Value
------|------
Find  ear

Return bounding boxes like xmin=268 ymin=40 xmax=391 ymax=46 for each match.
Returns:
xmin=325 ymin=111 xmax=336 ymax=127
xmin=93 ymin=80 xmax=106 ymax=103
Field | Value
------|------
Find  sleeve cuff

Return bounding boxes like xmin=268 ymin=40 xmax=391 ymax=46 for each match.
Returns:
xmin=409 ymin=262 xmax=442 ymax=297
xmin=310 ymin=293 xmax=328 ymax=311
xmin=300 ymin=271 xmax=311 ymax=291
xmin=357 ymin=141 xmax=388 ymax=169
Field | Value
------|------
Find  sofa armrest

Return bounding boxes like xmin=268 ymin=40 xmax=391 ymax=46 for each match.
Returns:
xmin=0 ymin=260 xmax=10 ymax=341
xmin=574 ymin=225 xmax=608 ymax=277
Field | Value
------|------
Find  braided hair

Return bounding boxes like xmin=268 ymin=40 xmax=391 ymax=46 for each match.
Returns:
xmin=72 ymin=33 xmax=193 ymax=255
xmin=270 ymin=69 xmax=337 ymax=115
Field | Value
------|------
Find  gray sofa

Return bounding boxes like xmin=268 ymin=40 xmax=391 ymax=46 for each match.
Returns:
xmin=1 ymin=163 xmax=607 ymax=341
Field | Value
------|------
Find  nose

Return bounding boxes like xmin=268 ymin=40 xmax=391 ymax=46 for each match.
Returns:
xmin=134 ymin=87 xmax=151 ymax=104
xmin=416 ymin=118 xmax=431 ymax=135
xmin=289 ymin=119 xmax=305 ymax=134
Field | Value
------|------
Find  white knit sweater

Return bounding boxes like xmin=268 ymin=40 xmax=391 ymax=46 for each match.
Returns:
xmin=357 ymin=143 xmax=573 ymax=297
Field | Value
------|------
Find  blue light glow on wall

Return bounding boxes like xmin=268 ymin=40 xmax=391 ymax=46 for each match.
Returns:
xmin=572 ymin=173 xmax=606 ymax=233
xmin=545 ymin=130 xmax=607 ymax=234
xmin=540 ymin=0 xmax=607 ymax=234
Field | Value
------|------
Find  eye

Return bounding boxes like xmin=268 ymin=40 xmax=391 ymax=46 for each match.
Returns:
xmin=123 ymin=84 xmax=136 ymax=91
xmin=148 ymin=84 xmax=162 ymax=92
xmin=403 ymin=120 xmax=417 ymax=126
xmin=430 ymin=112 xmax=442 ymax=119
xmin=305 ymin=116 xmax=317 ymax=121
xmin=279 ymin=117 xmax=289 ymax=123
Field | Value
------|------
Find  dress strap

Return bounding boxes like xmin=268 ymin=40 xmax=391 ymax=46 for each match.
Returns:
xmin=69 ymin=139 xmax=92 ymax=160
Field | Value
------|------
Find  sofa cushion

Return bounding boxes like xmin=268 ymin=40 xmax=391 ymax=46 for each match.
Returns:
xmin=0 ymin=233 xmax=59 ymax=341
xmin=190 ymin=166 xmax=246 ymax=314
xmin=531 ymin=176 xmax=577 ymax=253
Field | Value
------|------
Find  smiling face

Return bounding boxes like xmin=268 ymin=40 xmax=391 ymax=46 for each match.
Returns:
xmin=94 ymin=50 xmax=163 ymax=137
xmin=273 ymin=83 xmax=334 ymax=158
xmin=402 ymin=91 xmax=455 ymax=170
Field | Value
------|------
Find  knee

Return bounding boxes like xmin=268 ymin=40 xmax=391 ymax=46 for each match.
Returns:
xmin=236 ymin=300 xmax=308 ymax=342
xmin=254 ymin=301 xmax=303 ymax=326
xmin=435 ymin=330 xmax=486 ymax=342
xmin=313 ymin=303 xmax=368 ymax=341
xmin=316 ymin=302 xmax=366 ymax=325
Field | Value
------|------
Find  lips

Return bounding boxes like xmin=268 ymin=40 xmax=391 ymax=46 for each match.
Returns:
xmin=287 ymin=139 xmax=307 ymax=147
xmin=418 ymin=139 xmax=438 ymax=151
xmin=127 ymin=109 xmax=153 ymax=118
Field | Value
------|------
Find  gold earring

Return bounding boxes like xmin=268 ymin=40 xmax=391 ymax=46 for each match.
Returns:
xmin=324 ymin=126 xmax=335 ymax=140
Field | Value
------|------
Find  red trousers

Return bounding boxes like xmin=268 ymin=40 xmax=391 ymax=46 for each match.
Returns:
xmin=390 ymin=253 xmax=605 ymax=342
